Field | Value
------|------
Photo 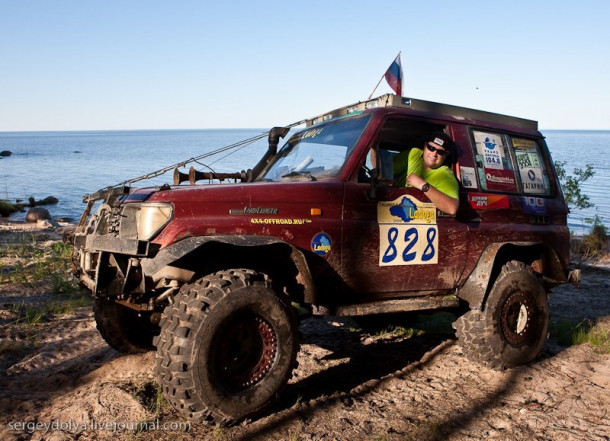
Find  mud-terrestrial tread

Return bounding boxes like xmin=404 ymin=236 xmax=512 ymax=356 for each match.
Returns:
xmin=154 ymin=269 xmax=299 ymax=425
xmin=453 ymin=261 xmax=549 ymax=371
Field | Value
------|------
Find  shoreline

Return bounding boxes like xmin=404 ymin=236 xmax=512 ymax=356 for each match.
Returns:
xmin=0 ymin=221 xmax=609 ymax=440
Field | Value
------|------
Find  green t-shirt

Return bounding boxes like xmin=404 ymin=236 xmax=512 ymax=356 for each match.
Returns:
xmin=393 ymin=148 xmax=459 ymax=199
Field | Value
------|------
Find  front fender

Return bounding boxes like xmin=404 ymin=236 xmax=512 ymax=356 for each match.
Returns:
xmin=140 ymin=235 xmax=316 ymax=304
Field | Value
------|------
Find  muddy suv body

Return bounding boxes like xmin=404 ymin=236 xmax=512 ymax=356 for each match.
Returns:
xmin=73 ymin=94 xmax=572 ymax=423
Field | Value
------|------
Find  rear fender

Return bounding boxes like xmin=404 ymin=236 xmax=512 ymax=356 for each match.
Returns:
xmin=458 ymin=242 xmax=568 ymax=310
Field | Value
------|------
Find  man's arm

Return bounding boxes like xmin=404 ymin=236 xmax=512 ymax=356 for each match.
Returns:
xmin=406 ymin=173 xmax=459 ymax=215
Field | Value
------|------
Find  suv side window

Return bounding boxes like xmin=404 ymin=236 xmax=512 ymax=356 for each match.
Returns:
xmin=472 ymin=130 xmax=518 ymax=193
xmin=511 ymin=137 xmax=551 ymax=195
xmin=365 ymin=118 xmax=449 ymax=185
xmin=471 ymin=129 xmax=551 ymax=195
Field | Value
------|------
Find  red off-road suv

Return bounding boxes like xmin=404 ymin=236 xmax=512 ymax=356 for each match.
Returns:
xmin=73 ymin=94 xmax=574 ymax=424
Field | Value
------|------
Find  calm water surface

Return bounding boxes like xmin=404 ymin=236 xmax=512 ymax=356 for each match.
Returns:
xmin=0 ymin=129 xmax=608 ymax=232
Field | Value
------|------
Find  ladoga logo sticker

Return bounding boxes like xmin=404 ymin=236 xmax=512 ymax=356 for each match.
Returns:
xmin=311 ymin=233 xmax=332 ymax=256
xmin=378 ymin=195 xmax=436 ymax=224
xmin=378 ymin=196 xmax=438 ymax=266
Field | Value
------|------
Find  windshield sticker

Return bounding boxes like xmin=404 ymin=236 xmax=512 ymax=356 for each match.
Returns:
xmin=229 ymin=207 xmax=279 ymax=215
xmin=293 ymin=128 xmax=324 ymax=143
xmin=251 ymin=218 xmax=312 ymax=225
xmin=311 ymin=233 xmax=332 ymax=256
xmin=378 ymin=195 xmax=438 ymax=266
xmin=459 ymin=166 xmax=477 ymax=189
xmin=474 ymin=132 xmax=505 ymax=170
xmin=469 ymin=194 xmax=509 ymax=209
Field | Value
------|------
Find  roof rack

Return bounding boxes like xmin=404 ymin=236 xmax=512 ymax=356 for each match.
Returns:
xmin=307 ymin=94 xmax=538 ymax=131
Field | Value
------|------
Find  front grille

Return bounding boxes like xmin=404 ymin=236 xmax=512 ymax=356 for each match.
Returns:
xmin=118 ymin=204 xmax=140 ymax=240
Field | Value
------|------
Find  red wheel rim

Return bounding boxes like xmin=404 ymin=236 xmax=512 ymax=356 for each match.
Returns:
xmin=501 ymin=291 xmax=536 ymax=346
xmin=214 ymin=311 xmax=278 ymax=390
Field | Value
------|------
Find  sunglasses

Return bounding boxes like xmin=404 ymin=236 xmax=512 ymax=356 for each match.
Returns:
xmin=426 ymin=144 xmax=448 ymax=156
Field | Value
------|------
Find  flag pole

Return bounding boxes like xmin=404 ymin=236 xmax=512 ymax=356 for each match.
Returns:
xmin=368 ymin=74 xmax=385 ymax=100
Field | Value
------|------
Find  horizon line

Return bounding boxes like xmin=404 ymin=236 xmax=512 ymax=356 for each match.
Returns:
xmin=2 ymin=127 xmax=609 ymax=134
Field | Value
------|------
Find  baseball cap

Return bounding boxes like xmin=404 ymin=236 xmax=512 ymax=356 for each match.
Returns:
xmin=426 ymin=132 xmax=452 ymax=150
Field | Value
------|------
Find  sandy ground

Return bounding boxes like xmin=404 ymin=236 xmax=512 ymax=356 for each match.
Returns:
xmin=0 ymin=221 xmax=609 ymax=441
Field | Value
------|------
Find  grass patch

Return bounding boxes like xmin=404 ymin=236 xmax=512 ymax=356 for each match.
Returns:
xmin=0 ymin=201 xmax=26 ymax=217
xmin=9 ymin=293 xmax=92 ymax=326
xmin=573 ymin=322 xmax=610 ymax=354
xmin=121 ymin=381 xmax=169 ymax=416
xmin=0 ymin=237 xmax=79 ymax=293
xmin=550 ymin=319 xmax=610 ymax=353
xmin=375 ymin=325 xmax=425 ymax=339
xmin=571 ymin=214 xmax=608 ymax=260
xmin=23 ymin=307 xmax=46 ymax=324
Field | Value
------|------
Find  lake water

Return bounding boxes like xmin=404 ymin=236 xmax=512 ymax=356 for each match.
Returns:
xmin=1 ymin=129 xmax=608 ymax=232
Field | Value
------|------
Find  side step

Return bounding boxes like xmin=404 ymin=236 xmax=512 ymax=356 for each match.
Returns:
xmin=334 ymin=295 xmax=459 ymax=317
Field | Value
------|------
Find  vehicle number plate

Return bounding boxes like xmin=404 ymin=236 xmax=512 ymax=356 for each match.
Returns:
xmin=379 ymin=225 xmax=438 ymax=266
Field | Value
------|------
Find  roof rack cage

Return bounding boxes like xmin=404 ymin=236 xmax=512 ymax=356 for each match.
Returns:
xmin=307 ymin=94 xmax=538 ymax=131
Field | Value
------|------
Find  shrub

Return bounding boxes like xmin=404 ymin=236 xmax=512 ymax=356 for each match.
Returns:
xmin=577 ymin=214 xmax=608 ymax=259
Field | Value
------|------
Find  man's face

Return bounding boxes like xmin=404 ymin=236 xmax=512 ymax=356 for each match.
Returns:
xmin=423 ymin=142 xmax=448 ymax=169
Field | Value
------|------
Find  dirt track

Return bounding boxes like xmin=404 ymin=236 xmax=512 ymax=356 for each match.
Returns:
xmin=1 ymin=223 xmax=609 ymax=440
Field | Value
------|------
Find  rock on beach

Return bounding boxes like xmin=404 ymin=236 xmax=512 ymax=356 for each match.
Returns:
xmin=25 ymin=207 xmax=52 ymax=222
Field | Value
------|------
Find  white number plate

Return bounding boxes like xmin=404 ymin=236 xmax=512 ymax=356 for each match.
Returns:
xmin=379 ymin=224 xmax=439 ymax=266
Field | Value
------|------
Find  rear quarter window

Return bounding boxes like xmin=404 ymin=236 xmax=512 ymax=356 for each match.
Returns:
xmin=472 ymin=131 xmax=518 ymax=192
xmin=511 ymin=137 xmax=550 ymax=195
xmin=470 ymin=130 xmax=551 ymax=195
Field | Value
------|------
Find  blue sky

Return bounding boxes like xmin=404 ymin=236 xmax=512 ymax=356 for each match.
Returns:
xmin=1 ymin=0 xmax=609 ymax=131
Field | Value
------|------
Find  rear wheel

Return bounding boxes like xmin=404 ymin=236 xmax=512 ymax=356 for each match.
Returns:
xmin=453 ymin=261 xmax=549 ymax=370
xmin=154 ymin=269 xmax=299 ymax=424
xmin=94 ymin=298 xmax=158 ymax=353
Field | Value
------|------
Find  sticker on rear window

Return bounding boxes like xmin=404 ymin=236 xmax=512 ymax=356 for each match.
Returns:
xmin=460 ymin=166 xmax=477 ymax=189
xmin=513 ymin=138 xmax=548 ymax=195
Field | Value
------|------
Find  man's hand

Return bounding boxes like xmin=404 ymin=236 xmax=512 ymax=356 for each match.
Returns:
xmin=406 ymin=173 xmax=426 ymax=190
xmin=406 ymin=173 xmax=459 ymax=215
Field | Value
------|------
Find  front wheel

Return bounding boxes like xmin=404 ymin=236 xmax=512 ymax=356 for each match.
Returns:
xmin=154 ymin=269 xmax=299 ymax=424
xmin=454 ymin=261 xmax=549 ymax=370
xmin=94 ymin=298 xmax=158 ymax=353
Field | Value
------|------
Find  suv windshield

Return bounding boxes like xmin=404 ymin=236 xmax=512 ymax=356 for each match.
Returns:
xmin=259 ymin=114 xmax=372 ymax=182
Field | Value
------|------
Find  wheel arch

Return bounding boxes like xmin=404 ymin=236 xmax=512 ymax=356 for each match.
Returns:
xmin=141 ymin=235 xmax=316 ymax=306
xmin=458 ymin=242 xmax=567 ymax=310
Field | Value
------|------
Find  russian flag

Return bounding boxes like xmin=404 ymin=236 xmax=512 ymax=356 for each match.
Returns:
xmin=384 ymin=54 xmax=403 ymax=96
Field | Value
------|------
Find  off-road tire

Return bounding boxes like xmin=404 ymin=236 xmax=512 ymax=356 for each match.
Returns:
xmin=154 ymin=269 xmax=299 ymax=425
xmin=453 ymin=261 xmax=549 ymax=370
xmin=94 ymin=298 xmax=158 ymax=353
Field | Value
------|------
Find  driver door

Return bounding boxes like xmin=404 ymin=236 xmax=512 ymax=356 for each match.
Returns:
xmin=341 ymin=146 xmax=468 ymax=299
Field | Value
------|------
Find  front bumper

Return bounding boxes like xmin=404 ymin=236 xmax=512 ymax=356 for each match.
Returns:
xmin=74 ymin=233 xmax=149 ymax=257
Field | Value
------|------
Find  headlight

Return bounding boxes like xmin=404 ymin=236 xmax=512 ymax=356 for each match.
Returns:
xmin=137 ymin=203 xmax=173 ymax=240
